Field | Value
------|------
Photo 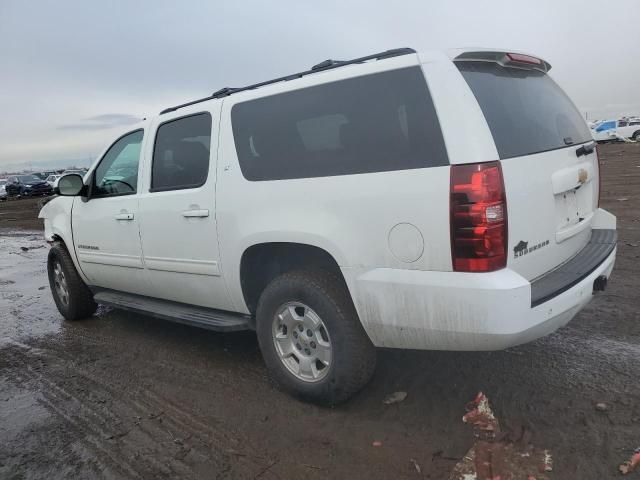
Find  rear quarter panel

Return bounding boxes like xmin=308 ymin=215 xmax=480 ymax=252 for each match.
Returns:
xmin=215 ymin=56 xmax=459 ymax=313
xmin=215 ymin=53 xmax=516 ymax=314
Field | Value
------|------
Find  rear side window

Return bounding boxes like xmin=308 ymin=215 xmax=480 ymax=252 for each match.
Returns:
xmin=231 ymin=67 xmax=448 ymax=181
xmin=456 ymin=61 xmax=592 ymax=159
xmin=151 ymin=112 xmax=212 ymax=192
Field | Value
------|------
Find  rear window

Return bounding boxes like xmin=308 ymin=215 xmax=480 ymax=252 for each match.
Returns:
xmin=231 ymin=67 xmax=448 ymax=181
xmin=456 ymin=61 xmax=591 ymax=159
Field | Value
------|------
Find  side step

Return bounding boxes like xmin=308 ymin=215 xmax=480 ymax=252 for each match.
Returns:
xmin=93 ymin=290 xmax=252 ymax=332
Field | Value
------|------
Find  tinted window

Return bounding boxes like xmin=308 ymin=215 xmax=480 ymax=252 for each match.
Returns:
xmin=151 ymin=113 xmax=212 ymax=192
xmin=231 ymin=67 xmax=448 ymax=181
xmin=93 ymin=130 xmax=143 ymax=197
xmin=618 ymin=121 xmax=628 ymax=127
xmin=630 ymin=121 xmax=640 ymax=126
xmin=457 ymin=62 xmax=591 ymax=159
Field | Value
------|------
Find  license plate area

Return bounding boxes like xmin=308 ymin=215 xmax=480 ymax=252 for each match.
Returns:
xmin=556 ymin=190 xmax=580 ymax=231
xmin=554 ymin=185 xmax=595 ymax=242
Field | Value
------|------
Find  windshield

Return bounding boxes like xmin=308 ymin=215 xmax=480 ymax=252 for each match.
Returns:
xmin=18 ymin=175 xmax=42 ymax=182
xmin=456 ymin=61 xmax=592 ymax=159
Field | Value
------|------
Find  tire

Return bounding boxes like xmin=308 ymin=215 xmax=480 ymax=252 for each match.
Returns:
xmin=47 ymin=242 xmax=97 ymax=320
xmin=633 ymin=131 xmax=640 ymax=142
xmin=256 ymin=269 xmax=376 ymax=405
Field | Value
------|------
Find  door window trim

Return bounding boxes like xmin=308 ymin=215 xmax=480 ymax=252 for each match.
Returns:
xmin=90 ymin=128 xmax=145 ymax=199
xmin=149 ymin=111 xmax=212 ymax=193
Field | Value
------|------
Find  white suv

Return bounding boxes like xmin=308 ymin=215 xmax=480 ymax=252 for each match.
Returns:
xmin=40 ymin=48 xmax=617 ymax=404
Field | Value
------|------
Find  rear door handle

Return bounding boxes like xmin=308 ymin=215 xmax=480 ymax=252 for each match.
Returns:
xmin=114 ymin=213 xmax=134 ymax=221
xmin=182 ymin=209 xmax=209 ymax=218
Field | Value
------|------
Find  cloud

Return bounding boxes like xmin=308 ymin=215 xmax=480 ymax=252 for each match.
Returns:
xmin=57 ymin=113 xmax=141 ymax=131
xmin=1 ymin=0 xmax=639 ymax=168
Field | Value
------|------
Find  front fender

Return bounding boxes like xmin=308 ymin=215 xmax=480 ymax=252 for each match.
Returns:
xmin=38 ymin=197 xmax=88 ymax=283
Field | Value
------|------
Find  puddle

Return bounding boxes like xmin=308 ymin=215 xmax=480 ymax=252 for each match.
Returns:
xmin=0 ymin=231 xmax=61 ymax=343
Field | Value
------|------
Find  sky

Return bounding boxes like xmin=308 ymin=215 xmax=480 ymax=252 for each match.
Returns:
xmin=1 ymin=0 xmax=638 ymax=171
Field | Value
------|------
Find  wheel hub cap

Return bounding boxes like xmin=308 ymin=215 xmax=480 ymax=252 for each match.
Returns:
xmin=272 ymin=302 xmax=331 ymax=382
xmin=52 ymin=261 xmax=69 ymax=306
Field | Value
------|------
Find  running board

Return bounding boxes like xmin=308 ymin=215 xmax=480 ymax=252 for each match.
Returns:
xmin=93 ymin=290 xmax=252 ymax=332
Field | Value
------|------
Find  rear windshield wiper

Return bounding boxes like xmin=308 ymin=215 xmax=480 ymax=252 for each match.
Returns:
xmin=575 ymin=141 xmax=596 ymax=157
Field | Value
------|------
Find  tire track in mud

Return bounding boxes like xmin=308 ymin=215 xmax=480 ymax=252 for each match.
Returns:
xmin=1 ymin=341 xmax=269 ymax=479
xmin=2 ymin=344 xmax=203 ymax=478
xmin=1 ymin=344 xmax=143 ymax=478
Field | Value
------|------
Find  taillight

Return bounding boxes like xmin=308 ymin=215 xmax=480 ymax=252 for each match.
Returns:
xmin=450 ymin=161 xmax=508 ymax=272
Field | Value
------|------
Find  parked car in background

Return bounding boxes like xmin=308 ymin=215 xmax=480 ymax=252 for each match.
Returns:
xmin=5 ymin=174 xmax=54 ymax=197
xmin=592 ymin=118 xmax=640 ymax=142
xmin=62 ymin=169 xmax=87 ymax=177
xmin=0 ymin=179 xmax=7 ymax=200
xmin=45 ymin=174 xmax=63 ymax=188
xmin=40 ymin=48 xmax=617 ymax=404
xmin=33 ymin=171 xmax=58 ymax=180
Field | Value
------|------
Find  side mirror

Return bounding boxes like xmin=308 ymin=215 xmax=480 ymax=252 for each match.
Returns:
xmin=57 ymin=174 xmax=85 ymax=196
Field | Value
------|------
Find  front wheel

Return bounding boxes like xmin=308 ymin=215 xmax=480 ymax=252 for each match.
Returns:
xmin=256 ymin=270 xmax=376 ymax=405
xmin=633 ymin=131 xmax=640 ymax=142
xmin=47 ymin=242 xmax=97 ymax=320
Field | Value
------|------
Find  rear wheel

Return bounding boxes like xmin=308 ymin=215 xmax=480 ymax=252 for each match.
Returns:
xmin=47 ymin=242 xmax=97 ymax=320
xmin=633 ymin=131 xmax=640 ymax=142
xmin=256 ymin=270 xmax=376 ymax=405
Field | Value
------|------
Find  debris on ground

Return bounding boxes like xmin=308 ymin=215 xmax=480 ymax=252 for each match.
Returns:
xmin=372 ymin=440 xmax=383 ymax=447
xmin=409 ymin=458 xmax=421 ymax=474
xmin=595 ymin=402 xmax=608 ymax=412
xmin=449 ymin=392 xmax=553 ymax=480
xmin=619 ymin=448 xmax=640 ymax=475
xmin=383 ymin=391 xmax=408 ymax=405
xmin=19 ymin=245 xmax=44 ymax=252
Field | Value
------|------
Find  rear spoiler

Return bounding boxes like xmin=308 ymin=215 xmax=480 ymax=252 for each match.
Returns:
xmin=453 ymin=50 xmax=551 ymax=73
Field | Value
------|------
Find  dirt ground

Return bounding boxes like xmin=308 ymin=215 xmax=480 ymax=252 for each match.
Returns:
xmin=1 ymin=143 xmax=639 ymax=479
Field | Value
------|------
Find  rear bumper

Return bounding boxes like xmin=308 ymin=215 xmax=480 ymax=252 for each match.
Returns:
xmin=344 ymin=229 xmax=617 ymax=351
xmin=531 ymin=229 xmax=616 ymax=306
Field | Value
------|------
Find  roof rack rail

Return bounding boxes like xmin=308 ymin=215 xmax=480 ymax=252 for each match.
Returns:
xmin=159 ymin=47 xmax=416 ymax=115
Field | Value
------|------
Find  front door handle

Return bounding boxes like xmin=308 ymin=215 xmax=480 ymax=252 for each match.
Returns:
xmin=182 ymin=209 xmax=209 ymax=218
xmin=114 ymin=212 xmax=134 ymax=221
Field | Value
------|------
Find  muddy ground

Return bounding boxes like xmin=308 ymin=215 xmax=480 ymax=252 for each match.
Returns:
xmin=1 ymin=143 xmax=639 ymax=479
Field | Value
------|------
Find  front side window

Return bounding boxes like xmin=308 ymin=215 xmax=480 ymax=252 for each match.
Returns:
xmin=151 ymin=112 xmax=212 ymax=192
xmin=231 ymin=67 xmax=448 ymax=181
xmin=93 ymin=130 xmax=143 ymax=197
